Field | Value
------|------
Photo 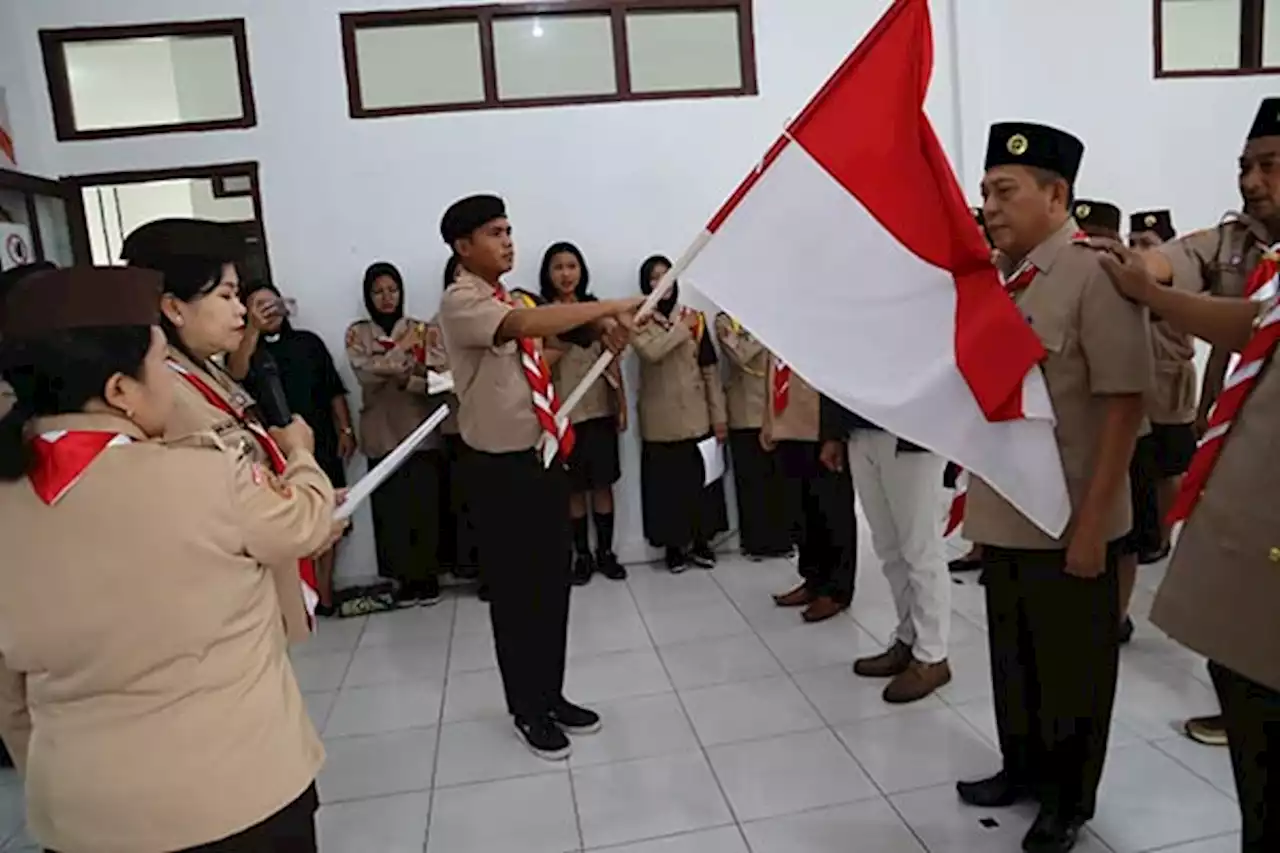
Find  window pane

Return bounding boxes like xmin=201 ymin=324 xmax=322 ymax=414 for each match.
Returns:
xmin=627 ymin=10 xmax=743 ymax=93
xmin=1160 ymin=0 xmax=1241 ymax=72
xmin=355 ymin=22 xmax=485 ymax=110
xmin=33 ymin=195 xmax=76 ymax=267
xmin=62 ymin=35 xmax=245 ymax=131
xmin=493 ymin=14 xmax=617 ymax=101
xmin=1263 ymin=0 xmax=1280 ymax=67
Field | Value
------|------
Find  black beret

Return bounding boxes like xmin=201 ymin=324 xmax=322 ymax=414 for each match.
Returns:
xmin=1247 ymin=97 xmax=1280 ymax=141
xmin=1072 ymin=199 xmax=1122 ymax=234
xmin=440 ymin=195 xmax=507 ymax=245
xmin=1129 ymin=209 xmax=1176 ymax=242
xmin=1 ymin=267 xmax=162 ymax=340
xmin=984 ymin=122 xmax=1085 ymax=184
xmin=120 ymin=218 xmax=245 ymax=267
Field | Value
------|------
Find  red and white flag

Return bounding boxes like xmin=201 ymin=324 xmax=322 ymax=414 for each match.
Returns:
xmin=685 ymin=0 xmax=1069 ymax=536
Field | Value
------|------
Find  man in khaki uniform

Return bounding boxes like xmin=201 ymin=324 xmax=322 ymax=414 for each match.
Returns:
xmin=1098 ymin=227 xmax=1280 ymax=852
xmin=956 ymin=123 xmax=1151 ymax=853
xmin=437 ymin=194 xmax=640 ymax=762
xmin=762 ymin=363 xmax=856 ymax=623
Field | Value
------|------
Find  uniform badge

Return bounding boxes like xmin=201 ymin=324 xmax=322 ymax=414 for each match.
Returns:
xmin=1144 ymin=214 xmax=1157 ymax=228
xmin=252 ymin=463 xmax=294 ymax=499
xmin=1006 ymin=134 xmax=1028 ymax=156
xmin=1076 ymin=203 xmax=1091 ymax=220
xmin=345 ymin=325 xmax=360 ymax=349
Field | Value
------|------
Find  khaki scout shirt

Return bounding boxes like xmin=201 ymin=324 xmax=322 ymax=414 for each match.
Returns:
xmin=164 ymin=348 xmax=315 ymax=643
xmin=0 ymin=413 xmax=331 ymax=853
xmin=1151 ymin=293 xmax=1280 ymax=692
xmin=1148 ymin=320 xmax=1197 ymax=425
xmin=714 ymin=313 xmax=769 ymax=430
xmin=551 ymin=336 xmax=620 ymax=425
xmin=633 ymin=308 xmax=728 ymax=443
xmin=765 ymin=360 xmax=821 ymax=442
xmin=346 ymin=316 xmax=441 ymax=458
xmin=1160 ymin=213 xmax=1270 ymax=299
xmin=438 ymin=270 xmax=543 ymax=454
xmin=964 ymin=219 xmax=1153 ymax=549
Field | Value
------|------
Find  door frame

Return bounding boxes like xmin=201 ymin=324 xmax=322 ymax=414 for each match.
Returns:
xmin=62 ymin=160 xmax=272 ymax=281
xmin=0 ymin=166 xmax=92 ymax=264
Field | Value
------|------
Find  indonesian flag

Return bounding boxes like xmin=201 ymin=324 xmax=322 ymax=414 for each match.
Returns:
xmin=685 ymin=0 xmax=1069 ymax=536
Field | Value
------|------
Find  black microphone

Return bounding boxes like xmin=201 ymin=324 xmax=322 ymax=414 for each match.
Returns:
xmin=250 ymin=347 xmax=292 ymax=428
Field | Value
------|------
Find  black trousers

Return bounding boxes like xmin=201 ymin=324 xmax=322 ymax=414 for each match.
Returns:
xmin=776 ymin=440 xmax=857 ymax=604
xmin=461 ymin=446 xmax=572 ymax=719
xmin=728 ymin=428 xmax=791 ymax=556
xmin=440 ymin=434 xmax=480 ymax=576
xmin=1208 ymin=661 xmax=1279 ymax=851
xmin=1127 ymin=434 xmax=1162 ymax=555
xmin=46 ymin=784 xmax=318 ymax=853
xmin=368 ymin=449 xmax=441 ymax=584
xmin=982 ymin=545 xmax=1121 ymax=820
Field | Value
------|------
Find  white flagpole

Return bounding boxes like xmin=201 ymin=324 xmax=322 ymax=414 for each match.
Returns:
xmin=335 ymin=404 xmax=451 ymax=521
xmin=549 ymin=231 xmax=713 ymax=466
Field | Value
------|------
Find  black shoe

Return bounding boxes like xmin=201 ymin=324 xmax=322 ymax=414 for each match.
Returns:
xmin=596 ymin=550 xmax=627 ymax=581
xmin=572 ymin=553 xmax=596 ymax=586
xmin=393 ymin=582 xmax=421 ymax=606
xmin=421 ymin=577 xmax=442 ymax=607
xmin=1119 ymin=616 xmax=1135 ymax=645
xmin=314 ymin=602 xmax=336 ymax=619
xmin=1138 ymin=544 xmax=1171 ymax=565
xmin=949 ymin=556 xmax=982 ymax=573
xmin=688 ymin=543 xmax=717 ymax=569
xmin=477 ymin=583 xmax=491 ymax=603
xmin=548 ymin=699 xmax=602 ymax=735
xmin=665 ymin=547 xmax=688 ymax=574
xmin=957 ymin=771 xmax=1033 ymax=808
xmin=1022 ymin=809 xmax=1083 ymax=853
xmin=513 ymin=715 xmax=571 ymax=761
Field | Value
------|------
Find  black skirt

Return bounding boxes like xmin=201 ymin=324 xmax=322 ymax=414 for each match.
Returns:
xmin=566 ymin=415 xmax=621 ymax=492
xmin=728 ymin=428 xmax=790 ymax=556
xmin=641 ymin=436 xmax=728 ymax=549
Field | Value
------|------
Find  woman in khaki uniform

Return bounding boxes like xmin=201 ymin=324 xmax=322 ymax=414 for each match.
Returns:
xmin=121 ymin=219 xmax=318 ymax=644
xmin=0 ymin=266 xmax=338 ymax=853
xmin=437 ymin=256 xmax=482 ymax=591
xmin=633 ymin=255 xmax=728 ymax=573
xmin=541 ymin=242 xmax=628 ymax=584
xmin=347 ymin=261 xmax=449 ymax=605
xmin=715 ymin=313 xmax=791 ymax=559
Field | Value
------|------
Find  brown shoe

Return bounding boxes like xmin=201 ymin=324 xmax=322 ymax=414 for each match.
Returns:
xmin=802 ymin=596 xmax=849 ymax=623
xmin=773 ymin=584 xmax=813 ymax=608
xmin=853 ymin=640 xmax=913 ymax=678
xmin=883 ymin=658 xmax=952 ymax=704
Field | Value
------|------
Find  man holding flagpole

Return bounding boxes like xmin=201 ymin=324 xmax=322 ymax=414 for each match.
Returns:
xmin=956 ymin=124 xmax=1151 ymax=853
xmin=437 ymin=194 xmax=641 ymax=762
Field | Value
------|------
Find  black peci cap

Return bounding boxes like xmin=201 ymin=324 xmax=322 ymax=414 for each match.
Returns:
xmin=984 ymin=122 xmax=1085 ymax=184
xmin=1 ymin=267 xmax=162 ymax=340
xmin=1072 ymin=200 xmax=1122 ymax=234
xmin=1129 ymin=209 xmax=1176 ymax=242
xmin=440 ymin=195 xmax=507 ymax=246
xmin=1247 ymin=98 xmax=1280 ymax=141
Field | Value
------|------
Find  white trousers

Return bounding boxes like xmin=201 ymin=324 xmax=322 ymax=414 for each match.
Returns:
xmin=846 ymin=431 xmax=951 ymax=663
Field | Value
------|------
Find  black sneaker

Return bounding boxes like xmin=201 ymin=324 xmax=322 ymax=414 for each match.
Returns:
xmin=421 ymin=577 xmax=443 ymax=607
xmin=477 ymin=583 xmax=491 ymax=603
xmin=1119 ymin=616 xmax=1135 ymax=645
xmin=513 ymin=715 xmax=571 ymax=761
xmin=596 ymin=550 xmax=627 ymax=581
xmin=665 ymin=547 xmax=688 ymax=574
xmin=549 ymin=700 xmax=601 ymax=735
xmin=393 ymin=582 xmax=421 ymax=607
xmin=688 ymin=543 xmax=717 ymax=569
xmin=572 ymin=553 xmax=596 ymax=586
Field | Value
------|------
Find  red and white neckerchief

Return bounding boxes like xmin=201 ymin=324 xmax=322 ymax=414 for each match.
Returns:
xmin=374 ymin=322 xmax=427 ymax=364
xmin=1168 ymin=245 xmax=1280 ymax=524
xmin=772 ymin=357 xmax=792 ymax=415
xmin=493 ymin=286 xmax=575 ymax=465
xmin=167 ymin=359 xmax=320 ymax=624
xmin=28 ymin=430 xmax=133 ymax=505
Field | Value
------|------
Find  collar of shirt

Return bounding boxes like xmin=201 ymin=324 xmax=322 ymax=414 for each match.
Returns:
xmin=31 ymin=411 xmax=147 ymax=442
xmin=1223 ymin=210 xmax=1274 ymax=248
xmin=1019 ymin=217 xmax=1083 ymax=277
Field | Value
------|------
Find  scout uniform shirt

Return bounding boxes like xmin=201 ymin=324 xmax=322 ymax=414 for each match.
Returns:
xmin=0 ymin=413 xmax=332 ymax=853
xmin=165 ymin=347 xmax=313 ymax=643
xmin=766 ymin=362 xmax=821 ymax=442
xmin=438 ymin=269 xmax=544 ymax=454
xmin=963 ymin=219 xmax=1153 ymax=549
xmin=633 ymin=307 xmax=728 ymax=443
xmin=1148 ymin=320 xmax=1197 ymax=426
xmin=551 ymin=336 xmax=620 ymax=425
xmin=1151 ymin=289 xmax=1280 ymax=692
xmin=1160 ymin=212 xmax=1270 ymax=299
xmin=715 ymin=313 xmax=769 ymax=430
xmin=346 ymin=316 xmax=441 ymax=458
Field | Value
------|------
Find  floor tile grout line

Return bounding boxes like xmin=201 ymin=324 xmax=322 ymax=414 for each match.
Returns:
xmin=422 ymin=592 xmax=461 ymax=853
xmin=1146 ymin=738 xmax=1241 ymax=802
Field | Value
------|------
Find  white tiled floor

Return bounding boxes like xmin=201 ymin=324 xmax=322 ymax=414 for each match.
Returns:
xmin=0 ymin=539 xmax=1246 ymax=852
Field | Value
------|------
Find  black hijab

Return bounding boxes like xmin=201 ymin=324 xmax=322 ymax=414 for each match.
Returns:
xmin=363 ymin=262 xmax=404 ymax=335
xmin=639 ymin=254 xmax=678 ymax=317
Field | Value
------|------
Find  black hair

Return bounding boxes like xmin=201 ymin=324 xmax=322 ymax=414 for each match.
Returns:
xmin=1028 ymin=166 xmax=1075 ymax=205
xmin=639 ymin=254 xmax=678 ymax=317
xmin=148 ymin=258 xmax=234 ymax=364
xmin=363 ymin=262 xmax=404 ymax=335
xmin=539 ymin=242 xmax=591 ymax=303
xmin=443 ymin=255 xmax=460 ymax=290
xmin=240 ymin=279 xmax=293 ymax=333
xmin=0 ymin=326 xmax=153 ymax=480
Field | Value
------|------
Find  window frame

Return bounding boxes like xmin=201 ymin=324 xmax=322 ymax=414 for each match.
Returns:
xmin=339 ymin=0 xmax=757 ymax=119
xmin=39 ymin=19 xmax=259 ymax=142
xmin=1153 ymin=0 xmax=1280 ymax=78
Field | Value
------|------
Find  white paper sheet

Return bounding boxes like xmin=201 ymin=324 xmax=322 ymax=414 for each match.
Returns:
xmin=427 ymin=370 xmax=454 ymax=395
xmin=698 ymin=436 xmax=725 ymax=487
xmin=335 ymin=405 xmax=450 ymax=522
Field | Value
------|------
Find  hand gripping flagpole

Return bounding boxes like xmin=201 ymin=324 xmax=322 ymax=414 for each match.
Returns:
xmin=546 ymin=231 xmax=714 ymax=467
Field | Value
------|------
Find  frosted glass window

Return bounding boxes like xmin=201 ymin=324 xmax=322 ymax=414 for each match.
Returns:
xmin=493 ymin=15 xmax=617 ymax=101
xmin=355 ymin=23 xmax=485 ymax=109
xmin=627 ymin=10 xmax=743 ymax=93
xmin=1263 ymin=0 xmax=1280 ymax=68
xmin=1159 ymin=0 xmax=1241 ymax=73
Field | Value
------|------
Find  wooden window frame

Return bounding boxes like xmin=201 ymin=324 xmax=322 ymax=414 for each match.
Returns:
xmin=0 ymin=167 xmax=92 ymax=265
xmin=39 ymin=19 xmax=258 ymax=142
xmin=1153 ymin=0 xmax=1280 ymax=78
xmin=340 ymin=0 xmax=757 ymax=119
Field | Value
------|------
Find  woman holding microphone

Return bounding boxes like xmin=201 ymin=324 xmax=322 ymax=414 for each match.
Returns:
xmin=0 ymin=266 xmax=340 ymax=853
